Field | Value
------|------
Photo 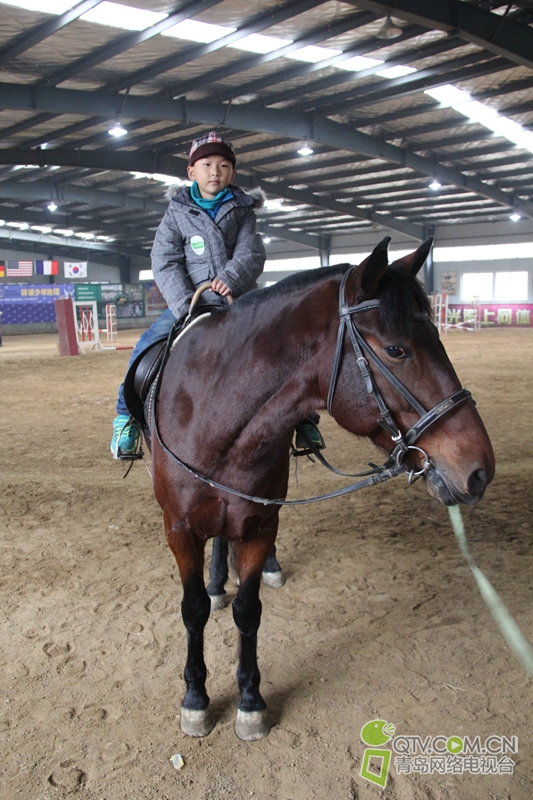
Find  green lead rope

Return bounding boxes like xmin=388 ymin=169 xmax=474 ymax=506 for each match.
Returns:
xmin=448 ymin=504 xmax=533 ymax=679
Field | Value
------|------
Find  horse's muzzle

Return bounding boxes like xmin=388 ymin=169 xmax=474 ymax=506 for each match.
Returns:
xmin=425 ymin=464 xmax=492 ymax=506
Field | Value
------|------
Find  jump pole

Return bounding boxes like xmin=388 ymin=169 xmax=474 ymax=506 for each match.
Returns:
xmin=74 ymin=301 xmax=104 ymax=351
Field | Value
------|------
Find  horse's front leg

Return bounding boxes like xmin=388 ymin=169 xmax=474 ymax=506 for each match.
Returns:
xmin=164 ymin=518 xmax=214 ymax=737
xmin=231 ymin=527 xmax=277 ymax=741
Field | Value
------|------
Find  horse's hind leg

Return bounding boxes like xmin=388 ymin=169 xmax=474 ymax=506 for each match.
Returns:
xmin=231 ymin=531 xmax=277 ymax=741
xmin=165 ymin=523 xmax=214 ymax=737
xmin=207 ymin=537 xmax=229 ymax=610
xmin=262 ymin=545 xmax=285 ymax=588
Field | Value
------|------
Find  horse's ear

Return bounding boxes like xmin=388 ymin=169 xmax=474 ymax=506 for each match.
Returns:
xmin=355 ymin=236 xmax=390 ymax=300
xmin=391 ymin=236 xmax=434 ymax=276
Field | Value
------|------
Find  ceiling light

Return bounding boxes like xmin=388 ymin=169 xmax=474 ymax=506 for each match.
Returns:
xmin=47 ymin=201 xmax=58 ymax=211
xmin=108 ymin=121 xmax=128 ymax=137
xmin=429 ymin=180 xmax=442 ymax=191
xmin=262 ymin=236 xmax=272 ymax=244
xmin=509 ymin=213 xmax=521 ymax=222
xmin=31 ymin=225 xmax=53 ymax=233
xmin=53 ymin=229 xmax=74 ymax=237
xmin=376 ymin=16 xmax=403 ymax=41
xmin=297 ymin=143 xmax=314 ymax=156
xmin=75 ymin=232 xmax=95 ymax=240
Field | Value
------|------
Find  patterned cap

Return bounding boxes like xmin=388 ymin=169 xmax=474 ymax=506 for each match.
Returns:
xmin=188 ymin=131 xmax=236 ymax=167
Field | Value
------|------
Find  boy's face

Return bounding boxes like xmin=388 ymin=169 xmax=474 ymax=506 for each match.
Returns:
xmin=187 ymin=154 xmax=236 ymax=200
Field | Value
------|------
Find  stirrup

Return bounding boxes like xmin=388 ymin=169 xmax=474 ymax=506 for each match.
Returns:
xmin=115 ymin=444 xmax=144 ymax=461
xmin=293 ymin=420 xmax=325 ymax=457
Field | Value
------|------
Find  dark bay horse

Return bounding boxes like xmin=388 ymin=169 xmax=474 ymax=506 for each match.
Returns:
xmin=150 ymin=237 xmax=495 ymax=741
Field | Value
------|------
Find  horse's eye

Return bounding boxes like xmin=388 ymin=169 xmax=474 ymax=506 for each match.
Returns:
xmin=386 ymin=346 xmax=406 ymax=359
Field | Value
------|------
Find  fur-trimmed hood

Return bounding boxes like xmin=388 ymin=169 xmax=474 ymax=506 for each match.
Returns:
xmin=164 ymin=183 xmax=266 ymax=208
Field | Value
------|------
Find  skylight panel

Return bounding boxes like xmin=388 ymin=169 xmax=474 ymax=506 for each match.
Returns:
xmin=80 ymin=2 xmax=167 ymax=31
xmin=336 ymin=55 xmax=383 ymax=72
xmin=425 ymin=85 xmax=471 ymax=106
xmin=1 ymin=0 xmax=78 ymax=12
xmin=485 ymin=118 xmax=533 ymax=152
xmin=376 ymin=65 xmax=416 ymax=79
xmin=452 ymin=100 xmax=498 ymax=123
xmin=162 ymin=18 xmax=235 ymax=42
xmin=286 ymin=45 xmax=342 ymax=64
xmin=232 ymin=33 xmax=293 ymax=54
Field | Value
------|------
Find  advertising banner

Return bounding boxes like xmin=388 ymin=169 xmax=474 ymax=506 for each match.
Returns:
xmin=0 ymin=284 xmax=74 ymax=324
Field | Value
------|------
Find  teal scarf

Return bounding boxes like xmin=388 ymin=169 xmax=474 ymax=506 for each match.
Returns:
xmin=190 ymin=182 xmax=233 ymax=219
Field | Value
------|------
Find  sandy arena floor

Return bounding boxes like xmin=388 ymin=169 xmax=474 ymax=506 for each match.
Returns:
xmin=1 ymin=327 xmax=532 ymax=800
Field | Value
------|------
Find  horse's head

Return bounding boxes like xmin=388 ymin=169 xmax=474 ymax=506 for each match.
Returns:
xmin=328 ymin=236 xmax=495 ymax=506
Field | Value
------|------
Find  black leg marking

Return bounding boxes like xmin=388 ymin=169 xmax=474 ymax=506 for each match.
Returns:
xmin=232 ymin=576 xmax=266 ymax=712
xmin=181 ymin=574 xmax=211 ymax=711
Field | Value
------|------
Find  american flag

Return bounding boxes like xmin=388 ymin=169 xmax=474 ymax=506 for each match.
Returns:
xmin=7 ymin=260 xmax=33 ymax=277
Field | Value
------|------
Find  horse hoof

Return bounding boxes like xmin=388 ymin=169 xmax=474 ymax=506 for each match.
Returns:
xmin=210 ymin=593 xmax=227 ymax=611
xmin=181 ymin=708 xmax=215 ymax=738
xmin=262 ymin=570 xmax=285 ymax=588
xmin=235 ymin=709 xmax=270 ymax=741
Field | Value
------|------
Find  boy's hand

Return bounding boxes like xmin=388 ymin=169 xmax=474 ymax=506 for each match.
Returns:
xmin=210 ymin=278 xmax=231 ymax=296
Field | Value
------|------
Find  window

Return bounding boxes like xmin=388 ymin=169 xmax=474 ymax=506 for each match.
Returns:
xmin=461 ymin=271 xmax=529 ymax=301
xmin=461 ymin=272 xmax=493 ymax=300
xmin=494 ymin=271 xmax=528 ymax=301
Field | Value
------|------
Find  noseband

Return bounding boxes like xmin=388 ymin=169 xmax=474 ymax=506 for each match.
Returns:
xmin=327 ymin=266 xmax=473 ymax=481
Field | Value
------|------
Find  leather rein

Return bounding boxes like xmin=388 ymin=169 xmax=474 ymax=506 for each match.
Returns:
xmin=152 ymin=270 xmax=473 ymax=506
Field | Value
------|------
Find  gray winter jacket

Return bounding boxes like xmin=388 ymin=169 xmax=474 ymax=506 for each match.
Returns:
xmin=150 ymin=184 xmax=266 ymax=320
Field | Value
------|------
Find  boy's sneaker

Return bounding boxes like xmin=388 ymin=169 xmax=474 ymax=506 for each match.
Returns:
xmin=111 ymin=414 xmax=140 ymax=459
xmin=294 ymin=419 xmax=325 ymax=452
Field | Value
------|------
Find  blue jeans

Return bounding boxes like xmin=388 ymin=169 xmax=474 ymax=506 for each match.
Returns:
xmin=116 ymin=308 xmax=177 ymax=415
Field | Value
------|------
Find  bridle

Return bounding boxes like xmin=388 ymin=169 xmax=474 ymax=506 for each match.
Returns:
xmin=327 ymin=266 xmax=473 ymax=482
xmin=152 ymin=268 xmax=473 ymax=505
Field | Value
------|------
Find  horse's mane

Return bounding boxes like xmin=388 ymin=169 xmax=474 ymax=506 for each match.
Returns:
xmin=233 ymin=261 xmax=432 ymax=338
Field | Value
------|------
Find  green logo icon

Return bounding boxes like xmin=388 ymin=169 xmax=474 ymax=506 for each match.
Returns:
xmin=360 ymin=720 xmax=396 ymax=787
xmin=191 ymin=235 xmax=206 ymax=255
xmin=446 ymin=736 xmax=463 ymax=754
xmin=361 ymin=719 xmax=396 ymax=746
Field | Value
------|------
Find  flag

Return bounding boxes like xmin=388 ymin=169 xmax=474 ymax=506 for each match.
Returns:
xmin=0 ymin=261 xmax=4 ymax=278
xmin=35 ymin=260 xmax=59 ymax=275
xmin=64 ymin=261 xmax=87 ymax=279
xmin=7 ymin=260 xmax=33 ymax=277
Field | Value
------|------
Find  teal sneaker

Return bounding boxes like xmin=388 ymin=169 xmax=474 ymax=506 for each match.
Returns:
xmin=294 ymin=419 xmax=325 ymax=451
xmin=111 ymin=414 xmax=140 ymax=459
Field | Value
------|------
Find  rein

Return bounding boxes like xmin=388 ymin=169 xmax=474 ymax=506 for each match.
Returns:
xmin=152 ymin=270 xmax=473 ymax=506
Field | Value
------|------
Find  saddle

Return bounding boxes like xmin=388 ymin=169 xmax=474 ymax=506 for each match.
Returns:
xmin=122 ymin=299 xmax=224 ymax=443
xmin=122 ymin=336 xmax=168 ymax=436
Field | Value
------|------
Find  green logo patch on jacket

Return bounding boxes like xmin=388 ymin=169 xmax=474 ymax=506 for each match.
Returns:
xmin=191 ymin=235 xmax=206 ymax=255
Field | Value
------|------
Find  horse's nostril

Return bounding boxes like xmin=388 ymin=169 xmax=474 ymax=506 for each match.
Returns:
xmin=468 ymin=468 xmax=489 ymax=498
